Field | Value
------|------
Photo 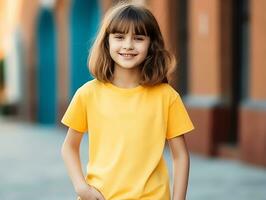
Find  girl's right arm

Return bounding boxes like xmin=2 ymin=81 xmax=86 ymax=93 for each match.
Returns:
xmin=61 ymin=128 xmax=105 ymax=200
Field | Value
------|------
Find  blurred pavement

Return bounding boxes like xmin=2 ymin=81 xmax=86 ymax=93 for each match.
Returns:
xmin=0 ymin=118 xmax=265 ymax=200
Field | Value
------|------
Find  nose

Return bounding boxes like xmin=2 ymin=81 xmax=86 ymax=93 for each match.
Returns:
xmin=122 ymin=38 xmax=134 ymax=50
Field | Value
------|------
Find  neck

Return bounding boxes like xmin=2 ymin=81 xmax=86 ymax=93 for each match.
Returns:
xmin=112 ymin=66 xmax=140 ymax=88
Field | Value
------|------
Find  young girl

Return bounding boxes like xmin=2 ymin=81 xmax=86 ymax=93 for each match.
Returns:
xmin=61 ymin=2 xmax=194 ymax=200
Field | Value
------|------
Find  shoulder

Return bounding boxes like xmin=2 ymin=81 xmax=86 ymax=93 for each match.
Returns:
xmin=151 ymin=83 xmax=180 ymax=97
xmin=146 ymin=83 xmax=180 ymax=105
xmin=77 ymin=78 xmax=100 ymax=92
xmin=74 ymin=78 xmax=100 ymax=97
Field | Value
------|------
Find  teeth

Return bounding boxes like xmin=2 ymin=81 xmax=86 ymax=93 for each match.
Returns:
xmin=120 ymin=53 xmax=135 ymax=57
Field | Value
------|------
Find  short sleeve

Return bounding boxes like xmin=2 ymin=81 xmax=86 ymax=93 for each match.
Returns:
xmin=166 ymin=94 xmax=194 ymax=139
xmin=61 ymin=89 xmax=88 ymax=133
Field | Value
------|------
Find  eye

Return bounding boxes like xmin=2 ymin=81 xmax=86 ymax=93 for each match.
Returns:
xmin=134 ymin=36 xmax=145 ymax=41
xmin=113 ymin=34 xmax=124 ymax=40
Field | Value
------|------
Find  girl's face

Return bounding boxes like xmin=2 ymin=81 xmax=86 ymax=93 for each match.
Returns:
xmin=108 ymin=30 xmax=150 ymax=70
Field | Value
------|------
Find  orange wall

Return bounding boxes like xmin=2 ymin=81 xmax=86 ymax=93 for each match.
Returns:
xmin=189 ymin=0 xmax=221 ymax=95
xmin=250 ymin=0 xmax=266 ymax=100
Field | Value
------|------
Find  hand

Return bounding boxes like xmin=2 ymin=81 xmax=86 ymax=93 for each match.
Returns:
xmin=90 ymin=186 xmax=106 ymax=200
xmin=77 ymin=184 xmax=105 ymax=200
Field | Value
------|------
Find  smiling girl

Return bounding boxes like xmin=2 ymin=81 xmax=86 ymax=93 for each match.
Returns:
xmin=61 ymin=2 xmax=194 ymax=200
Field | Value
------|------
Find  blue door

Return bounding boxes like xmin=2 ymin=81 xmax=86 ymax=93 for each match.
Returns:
xmin=69 ymin=0 xmax=100 ymax=96
xmin=36 ymin=9 xmax=57 ymax=124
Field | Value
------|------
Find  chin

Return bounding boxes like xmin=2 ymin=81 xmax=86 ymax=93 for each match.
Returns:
xmin=118 ymin=64 xmax=138 ymax=69
xmin=122 ymin=66 xmax=137 ymax=70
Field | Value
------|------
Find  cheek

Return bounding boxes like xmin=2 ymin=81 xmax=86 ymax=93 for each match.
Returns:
xmin=109 ymin=49 xmax=116 ymax=60
xmin=140 ymin=44 xmax=150 ymax=57
xmin=109 ymin=45 xmax=118 ymax=57
xmin=109 ymin=40 xmax=120 ymax=49
xmin=109 ymin=44 xmax=115 ymax=52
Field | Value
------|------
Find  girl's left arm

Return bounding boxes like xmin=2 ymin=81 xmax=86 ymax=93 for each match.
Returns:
xmin=168 ymin=135 xmax=190 ymax=200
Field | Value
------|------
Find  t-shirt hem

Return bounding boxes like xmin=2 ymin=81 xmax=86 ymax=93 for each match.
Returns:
xmin=61 ymin=119 xmax=87 ymax=133
xmin=166 ymin=126 xmax=195 ymax=139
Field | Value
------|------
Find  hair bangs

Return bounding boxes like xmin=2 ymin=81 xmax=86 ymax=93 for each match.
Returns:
xmin=107 ymin=6 xmax=149 ymax=36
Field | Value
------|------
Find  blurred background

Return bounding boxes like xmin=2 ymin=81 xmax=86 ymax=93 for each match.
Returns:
xmin=0 ymin=0 xmax=265 ymax=199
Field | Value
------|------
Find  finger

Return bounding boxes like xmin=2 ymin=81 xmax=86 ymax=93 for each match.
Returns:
xmin=97 ymin=192 xmax=105 ymax=200
xmin=91 ymin=187 xmax=104 ymax=199
xmin=93 ymin=192 xmax=103 ymax=200
xmin=98 ymin=193 xmax=106 ymax=200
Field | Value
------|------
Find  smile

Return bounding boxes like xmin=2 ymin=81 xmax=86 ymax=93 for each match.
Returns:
xmin=119 ymin=53 xmax=137 ymax=57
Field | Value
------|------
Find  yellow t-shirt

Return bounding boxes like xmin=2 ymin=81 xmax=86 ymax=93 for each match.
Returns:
xmin=61 ymin=79 xmax=194 ymax=200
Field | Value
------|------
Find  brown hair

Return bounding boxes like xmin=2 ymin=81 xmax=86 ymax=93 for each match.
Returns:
xmin=88 ymin=2 xmax=176 ymax=86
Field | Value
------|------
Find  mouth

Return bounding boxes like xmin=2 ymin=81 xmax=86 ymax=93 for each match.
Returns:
xmin=118 ymin=53 xmax=138 ymax=57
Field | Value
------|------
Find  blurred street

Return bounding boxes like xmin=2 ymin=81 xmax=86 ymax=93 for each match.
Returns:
xmin=0 ymin=118 xmax=266 ymax=200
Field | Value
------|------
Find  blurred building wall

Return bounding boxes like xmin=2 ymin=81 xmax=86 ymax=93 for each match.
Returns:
xmin=185 ymin=0 xmax=266 ymax=166
xmin=239 ymin=0 xmax=266 ymax=166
